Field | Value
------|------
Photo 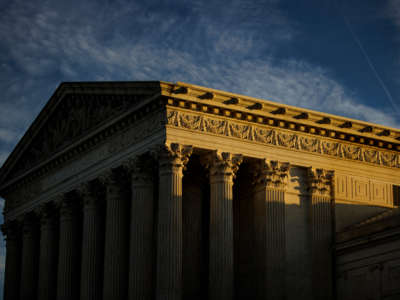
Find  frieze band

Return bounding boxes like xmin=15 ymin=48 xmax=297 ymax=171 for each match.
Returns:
xmin=167 ymin=110 xmax=400 ymax=168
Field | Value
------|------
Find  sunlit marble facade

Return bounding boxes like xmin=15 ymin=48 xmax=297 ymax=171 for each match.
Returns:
xmin=0 ymin=81 xmax=399 ymax=300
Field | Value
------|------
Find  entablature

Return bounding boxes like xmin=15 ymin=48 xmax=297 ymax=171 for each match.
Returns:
xmin=163 ymin=82 xmax=400 ymax=150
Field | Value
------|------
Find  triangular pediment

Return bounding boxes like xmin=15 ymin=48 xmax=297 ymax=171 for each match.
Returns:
xmin=0 ymin=81 xmax=165 ymax=185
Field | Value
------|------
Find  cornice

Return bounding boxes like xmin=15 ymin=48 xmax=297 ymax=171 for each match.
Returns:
xmin=336 ymin=218 xmax=400 ymax=254
xmin=161 ymin=82 xmax=400 ymax=150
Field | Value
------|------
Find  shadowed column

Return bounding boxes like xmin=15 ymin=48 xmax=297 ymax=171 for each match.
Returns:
xmin=19 ymin=213 xmax=39 ymax=300
xmin=57 ymin=195 xmax=81 ymax=300
xmin=253 ymin=160 xmax=290 ymax=300
xmin=37 ymin=203 xmax=58 ymax=300
xmin=78 ymin=181 xmax=104 ymax=300
xmin=100 ymin=168 xmax=130 ymax=300
xmin=124 ymin=156 xmax=155 ymax=300
xmin=308 ymin=168 xmax=334 ymax=300
xmin=1 ymin=220 xmax=21 ymax=300
xmin=203 ymin=151 xmax=242 ymax=300
xmin=156 ymin=143 xmax=192 ymax=300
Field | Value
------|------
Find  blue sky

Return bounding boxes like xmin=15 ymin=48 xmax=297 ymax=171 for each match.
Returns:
xmin=0 ymin=0 xmax=400 ymax=295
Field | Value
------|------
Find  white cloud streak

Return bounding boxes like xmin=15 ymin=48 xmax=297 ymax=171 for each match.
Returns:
xmin=0 ymin=0 xmax=398 ymax=171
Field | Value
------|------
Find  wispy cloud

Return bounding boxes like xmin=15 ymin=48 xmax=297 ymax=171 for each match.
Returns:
xmin=0 ymin=0 xmax=398 ymax=173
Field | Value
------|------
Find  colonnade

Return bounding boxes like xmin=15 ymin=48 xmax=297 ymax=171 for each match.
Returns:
xmin=1 ymin=143 xmax=334 ymax=300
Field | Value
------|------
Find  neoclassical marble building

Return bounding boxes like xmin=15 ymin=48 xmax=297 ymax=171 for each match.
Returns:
xmin=0 ymin=81 xmax=399 ymax=300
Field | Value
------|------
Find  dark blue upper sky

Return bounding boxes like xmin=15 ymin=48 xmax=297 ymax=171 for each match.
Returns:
xmin=1 ymin=1 xmax=400 ymax=164
xmin=0 ymin=0 xmax=399 ymax=295
xmin=1 ymin=0 xmax=400 ymax=174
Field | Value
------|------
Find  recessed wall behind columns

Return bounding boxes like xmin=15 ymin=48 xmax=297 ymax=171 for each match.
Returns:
xmin=285 ymin=166 xmax=313 ymax=299
xmin=182 ymin=154 xmax=209 ymax=300
xmin=233 ymin=162 xmax=255 ymax=299
xmin=166 ymin=126 xmax=400 ymax=234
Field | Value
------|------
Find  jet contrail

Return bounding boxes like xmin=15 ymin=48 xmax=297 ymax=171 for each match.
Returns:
xmin=341 ymin=12 xmax=400 ymax=117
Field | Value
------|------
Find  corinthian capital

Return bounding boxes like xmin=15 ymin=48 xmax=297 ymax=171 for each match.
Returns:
xmin=36 ymin=202 xmax=57 ymax=227
xmin=307 ymin=168 xmax=334 ymax=196
xmin=77 ymin=181 xmax=103 ymax=208
xmin=202 ymin=150 xmax=243 ymax=177
xmin=122 ymin=154 xmax=154 ymax=183
xmin=154 ymin=143 xmax=193 ymax=170
xmin=98 ymin=168 xmax=127 ymax=186
xmin=21 ymin=212 xmax=38 ymax=237
xmin=253 ymin=160 xmax=290 ymax=189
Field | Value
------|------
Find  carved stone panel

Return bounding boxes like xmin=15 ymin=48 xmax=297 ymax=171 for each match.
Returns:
xmin=166 ymin=109 xmax=400 ymax=169
xmin=335 ymin=174 xmax=395 ymax=207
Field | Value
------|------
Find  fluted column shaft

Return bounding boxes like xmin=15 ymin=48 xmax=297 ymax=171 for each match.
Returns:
xmin=20 ymin=215 xmax=39 ymax=300
xmin=126 ymin=157 xmax=154 ymax=300
xmin=253 ymin=160 xmax=289 ymax=300
xmin=156 ymin=143 xmax=192 ymax=300
xmin=37 ymin=205 xmax=58 ymax=300
xmin=308 ymin=168 xmax=334 ymax=300
xmin=79 ymin=183 xmax=104 ymax=300
xmin=57 ymin=198 xmax=81 ymax=300
xmin=102 ymin=169 xmax=129 ymax=300
xmin=205 ymin=151 xmax=242 ymax=300
xmin=2 ymin=221 xmax=21 ymax=300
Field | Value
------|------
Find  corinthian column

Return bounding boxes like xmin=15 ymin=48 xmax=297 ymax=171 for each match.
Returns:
xmin=19 ymin=213 xmax=39 ymax=300
xmin=78 ymin=181 xmax=104 ymax=300
xmin=156 ymin=143 xmax=192 ymax=300
xmin=308 ymin=168 xmax=334 ymax=300
xmin=203 ymin=151 xmax=242 ymax=300
xmin=253 ymin=160 xmax=290 ymax=300
xmin=124 ymin=156 xmax=155 ymax=300
xmin=100 ymin=168 xmax=129 ymax=300
xmin=1 ymin=220 xmax=21 ymax=300
xmin=37 ymin=203 xmax=58 ymax=300
xmin=57 ymin=195 xmax=81 ymax=300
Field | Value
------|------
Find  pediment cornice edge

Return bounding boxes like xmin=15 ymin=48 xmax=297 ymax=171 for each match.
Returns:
xmin=0 ymin=86 xmax=166 ymax=197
